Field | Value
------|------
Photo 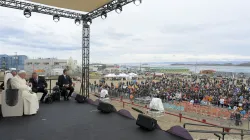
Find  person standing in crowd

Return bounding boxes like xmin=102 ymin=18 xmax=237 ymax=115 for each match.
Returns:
xmin=58 ymin=69 xmax=74 ymax=101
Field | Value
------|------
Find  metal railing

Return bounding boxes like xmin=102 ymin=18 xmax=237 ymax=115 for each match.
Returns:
xmin=183 ymin=123 xmax=250 ymax=140
xmin=45 ymin=78 xmax=57 ymax=93
xmin=0 ymin=79 xmax=56 ymax=93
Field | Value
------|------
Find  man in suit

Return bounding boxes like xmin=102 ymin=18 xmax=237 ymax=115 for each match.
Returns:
xmin=29 ymin=72 xmax=48 ymax=103
xmin=58 ymin=69 xmax=74 ymax=100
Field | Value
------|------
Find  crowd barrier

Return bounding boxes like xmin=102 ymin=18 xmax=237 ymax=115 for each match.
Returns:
xmin=107 ymin=95 xmax=220 ymax=127
xmin=164 ymin=103 xmax=185 ymax=111
xmin=172 ymin=101 xmax=250 ymax=121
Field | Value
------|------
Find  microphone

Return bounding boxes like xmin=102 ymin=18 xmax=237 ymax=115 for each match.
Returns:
xmin=132 ymin=107 xmax=144 ymax=114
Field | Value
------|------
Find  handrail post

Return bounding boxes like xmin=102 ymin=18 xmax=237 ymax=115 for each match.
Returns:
xmin=241 ymin=130 xmax=244 ymax=140
xmin=49 ymin=79 xmax=52 ymax=93
xmin=179 ymin=113 xmax=182 ymax=123
xmin=222 ymin=128 xmax=225 ymax=140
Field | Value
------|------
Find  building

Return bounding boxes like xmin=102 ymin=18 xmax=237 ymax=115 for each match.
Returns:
xmin=24 ymin=58 xmax=77 ymax=76
xmin=0 ymin=54 xmax=28 ymax=70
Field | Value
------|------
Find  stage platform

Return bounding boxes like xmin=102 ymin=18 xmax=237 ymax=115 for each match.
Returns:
xmin=0 ymin=100 xmax=183 ymax=140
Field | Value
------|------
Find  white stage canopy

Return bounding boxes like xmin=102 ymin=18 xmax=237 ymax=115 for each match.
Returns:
xmin=27 ymin=0 xmax=112 ymax=12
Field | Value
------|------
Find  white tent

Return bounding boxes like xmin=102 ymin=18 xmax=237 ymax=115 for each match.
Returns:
xmin=117 ymin=73 xmax=129 ymax=78
xmin=104 ymin=73 xmax=117 ymax=78
xmin=128 ymin=73 xmax=138 ymax=77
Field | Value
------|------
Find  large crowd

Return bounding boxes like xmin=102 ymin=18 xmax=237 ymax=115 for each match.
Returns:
xmin=90 ymin=74 xmax=250 ymax=122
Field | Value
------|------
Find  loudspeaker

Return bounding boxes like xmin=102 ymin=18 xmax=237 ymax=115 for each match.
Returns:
xmin=97 ymin=101 xmax=115 ymax=113
xmin=75 ymin=94 xmax=86 ymax=103
xmin=136 ymin=114 xmax=157 ymax=131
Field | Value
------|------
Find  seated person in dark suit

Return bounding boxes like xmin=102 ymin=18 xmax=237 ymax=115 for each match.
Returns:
xmin=58 ymin=69 xmax=74 ymax=101
xmin=29 ymin=72 xmax=48 ymax=103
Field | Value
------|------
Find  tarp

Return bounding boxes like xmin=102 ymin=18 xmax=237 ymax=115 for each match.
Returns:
xmin=27 ymin=0 xmax=112 ymax=12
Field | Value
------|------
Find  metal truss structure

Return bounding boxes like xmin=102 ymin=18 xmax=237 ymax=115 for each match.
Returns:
xmin=0 ymin=0 xmax=140 ymax=98
xmin=84 ymin=0 xmax=134 ymax=20
xmin=80 ymin=22 xmax=90 ymax=97
xmin=0 ymin=0 xmax=83 ymax=19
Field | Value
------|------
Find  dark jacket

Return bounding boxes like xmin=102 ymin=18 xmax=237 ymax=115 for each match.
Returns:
xmin=58 ymin=75 xmax=72 ymax=87
xmin=29 ymin=77 xmax=48 ymax=90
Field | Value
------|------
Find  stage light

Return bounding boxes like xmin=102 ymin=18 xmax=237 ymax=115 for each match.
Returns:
xmin=75 ymin=18 xmax=81 ymax=25
xmin=115 ymin=4 xmax=122 ymax=14
xmin=133 ymin=0 xmax=142 ymax=6
xmin=101 ymin=11 xmax=107 ymax=19
xmin=86 ymin=18 xmax=92 ymax=25
xmin=53 ymin=15 xmax=60 ymax=22
xmin=23 ymin=9 xmax=31 ymax=18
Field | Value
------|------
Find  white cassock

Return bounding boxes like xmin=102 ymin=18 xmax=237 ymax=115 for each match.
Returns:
xmin=4 ymin=73 xmax=13 ymax=90
xmin=10 ymin=75 xmax=39 ymax=115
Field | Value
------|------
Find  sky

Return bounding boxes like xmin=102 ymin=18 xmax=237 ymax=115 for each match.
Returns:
xmin=1 ymin=0 xmax=250 ymax=64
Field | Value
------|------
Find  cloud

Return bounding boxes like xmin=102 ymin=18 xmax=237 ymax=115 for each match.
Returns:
xmin=1 ymin=0 xmax=250 ymax=64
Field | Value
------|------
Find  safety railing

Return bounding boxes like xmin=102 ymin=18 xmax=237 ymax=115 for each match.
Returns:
xmin=107 ymin=96 xmax=250 ymax=139
xmin=45 ymin=78 xmax=57 ymax=93
xmin=183 ymin=123 xmax=250 ymax=140
xmin=0 ymin=79 xmax=56 ymax=93
xmin=105 ymin=90 xmax=250 ymax=128
xmin=108 ymin=95 xmax=220 ymax=126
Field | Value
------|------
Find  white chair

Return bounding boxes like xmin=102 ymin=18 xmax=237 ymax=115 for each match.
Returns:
xmin=1 ymin=89 xmax=24 ymax=117
xmin=99 ymin=89 xmax=111 ymax=103
xmin=99 ymin=97 xmax=111 ymax=103
xmin=147 ymin=98 xmax=165 ymax=118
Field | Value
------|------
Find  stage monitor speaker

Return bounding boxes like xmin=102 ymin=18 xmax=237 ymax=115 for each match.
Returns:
xmin=136 ymin=114 xmax=157 ymax=131
xmin=75 ymin=94 xmax=86 ymax=103
xmin=97 ymin=101 xmax=115 ymax=113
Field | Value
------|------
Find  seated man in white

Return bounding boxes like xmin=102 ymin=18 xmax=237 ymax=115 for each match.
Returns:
xmin=10 ymin=70 xmax=39 ymax=115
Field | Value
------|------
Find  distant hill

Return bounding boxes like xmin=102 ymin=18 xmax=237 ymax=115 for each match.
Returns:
xmin=118 ymin=61 xmax=250 ymax=66
xmin=171 ymin=62 xmax=250 ymax=66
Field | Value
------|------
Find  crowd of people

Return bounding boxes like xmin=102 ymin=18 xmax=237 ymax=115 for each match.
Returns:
xmin=91 ymin=74 xmax=250 ymax=124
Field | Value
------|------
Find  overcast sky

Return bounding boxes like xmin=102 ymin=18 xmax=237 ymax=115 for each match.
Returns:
xmin=1 ymin=0 xmax=250 ymax=64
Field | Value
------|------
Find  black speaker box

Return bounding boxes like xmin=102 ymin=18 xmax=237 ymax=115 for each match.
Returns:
xmin=75 ymin=94 xmax=86 ymax=103
xmin=136 ymin=114 xmax=157 ymax=131
xmin=97 ymin=101 xmax=115 ymax=113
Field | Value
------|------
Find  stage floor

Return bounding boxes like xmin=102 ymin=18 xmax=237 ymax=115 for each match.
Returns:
xmin=0 ymin=100 xmax=183 ymax=140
